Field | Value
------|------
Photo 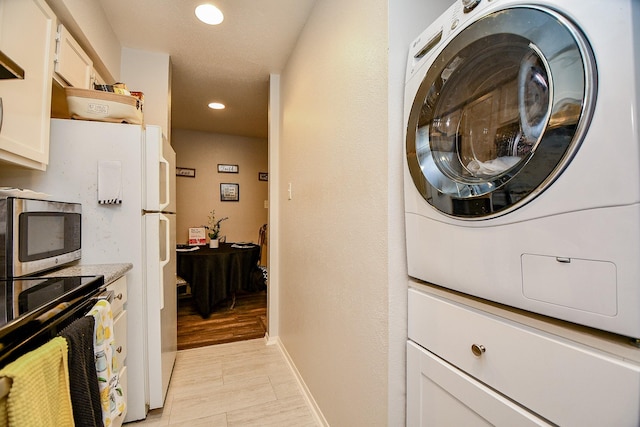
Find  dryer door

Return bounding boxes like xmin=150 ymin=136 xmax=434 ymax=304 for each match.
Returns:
xmin=406 ymin=6 xmax=596 ymax=219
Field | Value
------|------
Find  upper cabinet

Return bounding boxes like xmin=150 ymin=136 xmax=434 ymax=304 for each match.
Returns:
xmin=0 ymin=0 xmax=56 ymax=170
xmin=54 ymin=24 xmax=93 ymax=89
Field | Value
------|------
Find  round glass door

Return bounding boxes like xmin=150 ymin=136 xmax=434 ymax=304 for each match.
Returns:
xmin=406 ymin=6 xmax=597 ymax=219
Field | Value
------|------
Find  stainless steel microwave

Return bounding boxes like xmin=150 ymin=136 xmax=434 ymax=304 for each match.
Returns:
xmin=0 ymin=197 xmax=81 ymax=278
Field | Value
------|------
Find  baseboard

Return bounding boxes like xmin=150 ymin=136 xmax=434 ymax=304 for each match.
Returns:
xmin=273 ymin=337 xmax=329 ymax=427
xmin=265 ymin=332 xmax=278 ymax=346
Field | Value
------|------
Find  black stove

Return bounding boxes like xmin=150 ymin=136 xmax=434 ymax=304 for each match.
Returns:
xmin=0 ymin=275 xmax=104 ymax=366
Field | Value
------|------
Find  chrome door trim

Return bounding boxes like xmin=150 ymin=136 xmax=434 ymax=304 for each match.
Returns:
xmin=406 ymin=5 xmax=597 ymax=219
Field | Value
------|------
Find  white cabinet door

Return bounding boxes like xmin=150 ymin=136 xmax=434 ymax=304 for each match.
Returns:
xmin=0 ymin=0 xmax=56 ymax=170
xmin=408 ymin=288 xmax=640 ymax=426
xmin=54 ymin=24 xmax=93 ymax=89
xmin=407 ymin=341 xmax=551 ymax=427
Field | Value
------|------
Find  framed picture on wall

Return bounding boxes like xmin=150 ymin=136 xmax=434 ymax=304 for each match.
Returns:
xmin=220 ymin=183 xmax=239 ymax=201
xmin=176 ymin=167 xmax=196 ymax=177
xmin=217 ymin=164 xmax=239 ymax=173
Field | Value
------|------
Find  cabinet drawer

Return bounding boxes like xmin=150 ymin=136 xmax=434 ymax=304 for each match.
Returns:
xmin=408 ymin=288 xmax=640 ymax=426
xmin=113 ymin=310 xmax=128 ymax=365
xmin=107 ymin=276 xmax=127 ymax=316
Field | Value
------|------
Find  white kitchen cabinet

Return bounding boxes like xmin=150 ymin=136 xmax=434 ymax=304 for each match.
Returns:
xmin=407 ymin=341 xmax=550 ymax=426
xmin=54 ymin=24 xmax=93 ymax=89
xmin=107 ymin=275 xmax=128 ymax=427
xmin=0 ymin=0 xmax=56 ymax=170
xmin=408 ymin=287 xmax=640 ymax=427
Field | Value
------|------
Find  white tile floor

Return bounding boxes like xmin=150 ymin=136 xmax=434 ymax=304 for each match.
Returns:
xmin=126 ymin=338 xmax=320 ymax=426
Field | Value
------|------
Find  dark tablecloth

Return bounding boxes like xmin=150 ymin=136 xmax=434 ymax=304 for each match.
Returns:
xmin=176 ymin=243 xmax=261 ymax=317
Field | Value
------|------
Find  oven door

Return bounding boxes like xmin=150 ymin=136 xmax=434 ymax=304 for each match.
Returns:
xmin=0 ymin=275 xmax=104 ymax=366
xmin=406 ymin=6 xmax=597 ymax=219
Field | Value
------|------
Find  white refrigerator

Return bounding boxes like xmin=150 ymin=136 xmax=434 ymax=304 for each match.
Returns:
xmin=0 ymin=118 xmax=178 ymax=421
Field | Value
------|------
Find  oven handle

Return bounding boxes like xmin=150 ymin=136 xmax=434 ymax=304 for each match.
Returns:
xmin=0 ymin=376 xmax=10 ymax=401
xmin=95 ymin=289 xmax=114 ymax=304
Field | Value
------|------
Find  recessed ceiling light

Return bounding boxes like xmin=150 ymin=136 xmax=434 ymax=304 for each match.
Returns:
xmin=208 ymin=102 xmax=225 ymax=110
xmin=195 ymin=4 xmax=224 ymax=25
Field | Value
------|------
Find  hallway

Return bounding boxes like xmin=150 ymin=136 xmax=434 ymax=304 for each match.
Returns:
xmin=129 ymin=339 xmax=319 ymax=426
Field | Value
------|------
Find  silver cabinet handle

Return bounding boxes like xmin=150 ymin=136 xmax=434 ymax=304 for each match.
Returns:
xmin=471 ymin=343 xmax=486 ymax=357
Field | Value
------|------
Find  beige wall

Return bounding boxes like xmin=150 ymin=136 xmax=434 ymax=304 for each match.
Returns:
xmin=277 ymin=0 xmax=390 ymax=424
xmin=172 ymin=129 xmax=268 ymax=244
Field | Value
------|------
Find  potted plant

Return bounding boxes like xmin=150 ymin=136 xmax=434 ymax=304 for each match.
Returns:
xmin=205 ymin=210 xmax=228 ymax=248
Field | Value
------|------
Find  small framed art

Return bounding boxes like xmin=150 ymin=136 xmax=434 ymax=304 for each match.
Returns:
xmin=176 ymin=167 xmax=196 ymax=178
xmin=220 ymin=183 xmax=239 ymax=201
xmin=217 ymin=164 xmax=239 ymax=173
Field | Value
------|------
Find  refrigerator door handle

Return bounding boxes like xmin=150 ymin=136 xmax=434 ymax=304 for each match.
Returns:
xmin=159 ymin=155 xmax=170 ymax=211
xmin=159 ymin=213 xmax=171 ymax=310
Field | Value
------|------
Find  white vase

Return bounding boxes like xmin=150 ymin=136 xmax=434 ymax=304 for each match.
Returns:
xmin=209 ymin=238 xmax=219 ymax=249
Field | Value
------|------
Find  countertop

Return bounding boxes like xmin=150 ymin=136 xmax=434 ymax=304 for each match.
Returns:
xmin=42 ymin=263 xmax=132 ymax=285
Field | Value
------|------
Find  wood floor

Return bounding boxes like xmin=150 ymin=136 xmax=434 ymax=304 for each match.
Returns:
xmin=177 ymin=290 xmax=267 ymax=350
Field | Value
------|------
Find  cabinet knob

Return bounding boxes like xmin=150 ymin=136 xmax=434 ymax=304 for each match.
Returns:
xmin=116 ymin=346 xmax=123 ymax=353
xmin=471 ymin=343 xmax=486 ymax=357
xmin=115 ymin=293 xmax=123 ymax=300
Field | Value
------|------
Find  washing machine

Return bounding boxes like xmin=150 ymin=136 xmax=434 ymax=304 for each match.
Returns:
xmin=404 ymin=0 xmax=640 ymax=339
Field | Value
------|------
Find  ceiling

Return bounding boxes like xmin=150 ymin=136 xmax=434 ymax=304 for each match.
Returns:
xmin=97 ymin=0 xmax=316 ymax=139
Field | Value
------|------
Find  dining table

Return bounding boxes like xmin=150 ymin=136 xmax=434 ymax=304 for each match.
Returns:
xmin=176 ymin=243 xmax=261 ymax=318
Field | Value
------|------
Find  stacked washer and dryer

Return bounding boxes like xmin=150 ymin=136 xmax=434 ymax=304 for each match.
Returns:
xmin=404 ymin=0 xmax=640 ymax=425
xmin=405 ymin=0 xmax=640 ymax=340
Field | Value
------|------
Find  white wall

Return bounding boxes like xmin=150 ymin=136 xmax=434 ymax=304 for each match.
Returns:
xmin=267 ymin=74 xmax=281 ymax=339
xmin=120 ymin=48 xmax=171 ymax=139
xmin=277 ymin=0 xmax=389 ymax=424
xmin=172 ymin=129 xmax=268 ymax=245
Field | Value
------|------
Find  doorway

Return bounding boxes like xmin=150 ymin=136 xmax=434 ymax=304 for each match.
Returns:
xmin=176 ymin=225 xmax=268 ymax=350
xmin=177 ymin=288 xmax=267 ymax=350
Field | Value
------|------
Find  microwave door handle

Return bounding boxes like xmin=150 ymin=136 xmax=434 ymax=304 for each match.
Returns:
xmin=159 ymin=214 xmax=170 ymax=310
